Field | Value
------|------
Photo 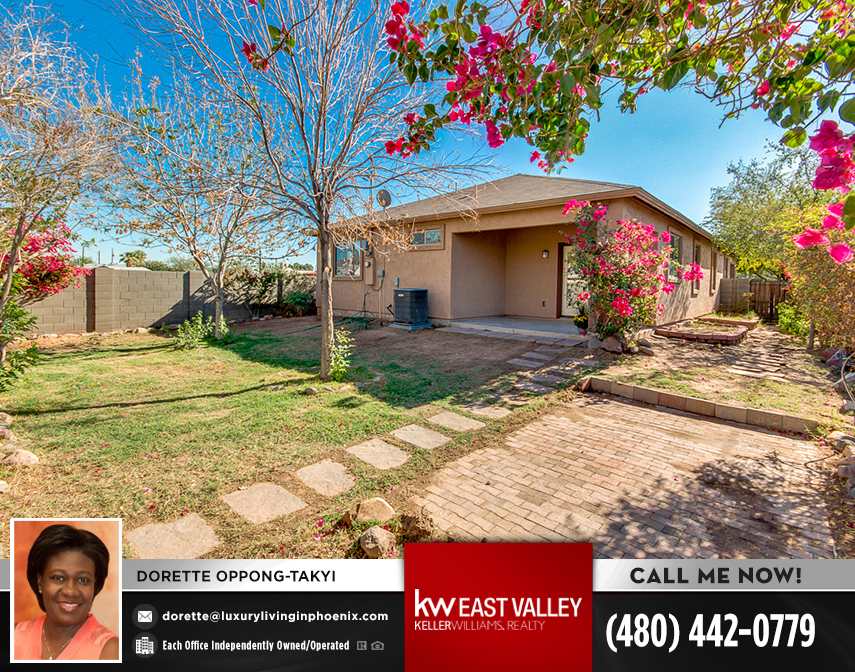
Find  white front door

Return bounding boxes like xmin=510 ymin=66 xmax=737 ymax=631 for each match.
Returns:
xmin=561 ymin=245 xmax=586 ymax=318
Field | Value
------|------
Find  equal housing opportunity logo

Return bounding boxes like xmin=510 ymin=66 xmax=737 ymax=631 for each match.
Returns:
xmin=405 ymin=544 xmax=592 ymax=671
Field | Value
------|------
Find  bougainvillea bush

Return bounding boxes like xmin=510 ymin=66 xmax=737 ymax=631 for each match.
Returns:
xmin=786 ymin=204 xmax=855 ymax=349
xmin=382 ymin=1 xmax=855 ymax=264
xmin=564 ymin=201 xmax=702 ymax=339
xmin=0 ymin=218 xmax=87 ymax=385
xmin=3 ymin=220 xmax=90 ymax=306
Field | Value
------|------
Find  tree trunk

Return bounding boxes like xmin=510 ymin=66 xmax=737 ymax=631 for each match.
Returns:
xmin=318 ymin=228 xmax=335 ymax=380
xmin=213 ymin=286 xmax=224 ymax=340
xmin=808 ymin=318 xmax=815 ymax=350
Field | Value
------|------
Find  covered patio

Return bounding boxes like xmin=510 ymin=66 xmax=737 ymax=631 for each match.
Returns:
xmin=444 ymin=316 xmax=588 ymax=343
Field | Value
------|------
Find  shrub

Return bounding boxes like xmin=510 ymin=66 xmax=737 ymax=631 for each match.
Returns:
xmin=0 ymin=299 xmax=38 ymax=391
xmin=174 ymin=311 xmax=229 ymax=349
xmin=564 ymin=201 xmax=700 ymax=339
xmin=777 ymin=303 xmax=809 ymax=340
xmin=329 ymin=328 xmax=354 ymax=381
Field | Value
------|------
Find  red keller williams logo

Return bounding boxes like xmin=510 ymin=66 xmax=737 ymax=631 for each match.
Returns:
xmin=405 ymin=543 xmax=593 ymax=671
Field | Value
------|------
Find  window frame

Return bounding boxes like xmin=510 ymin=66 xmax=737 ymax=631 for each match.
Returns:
xmin=333 ymin=241 xmax=365 ymax=279
xmin=692 ymin=241 xmax=702 ymax=294
xmin=668 ymin=233 xmax=683 ymax=282
xmin=710 ymin=250 xmax=718 ymax=294
xmin=409 ymin=225 xmax=444 ymax=250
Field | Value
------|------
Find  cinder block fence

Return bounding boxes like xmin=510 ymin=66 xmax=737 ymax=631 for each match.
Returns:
xmin=27 ymin=266 xmax=252 ymax=335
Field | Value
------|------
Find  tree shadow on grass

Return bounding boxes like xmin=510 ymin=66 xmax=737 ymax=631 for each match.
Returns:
xmin=209 ymin=329 xmax=536 ymax=411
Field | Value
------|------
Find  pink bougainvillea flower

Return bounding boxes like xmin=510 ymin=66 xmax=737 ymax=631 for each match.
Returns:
xmin=756 ymin=81 xmax=770 ymax=96
xmin=792 ymin=229 xmax=830 ymax=249
xmin=661 ymin=283 xmax=675 ymax=294
xmin=828 ymin=201 xmax=845 ymax=217
xmin=809 ymin=120 xmax=845 ymax=154
xmin=822 ymin=214 xmax=844 ymax=230
xmin=241 ymin=40 xmax=257 ymax=63
xmin=391 ymin=1 xmax=410 ymax=15
xmin=659 ymin=231 xmax=671 ymax=243
xmin=576 ymin=291 xmax=590 ymax=301
xmin=530 ymin=150 xmax=541 ymax=163
xmin=485 ymin=119 xmax=504 ymax=148
xmin=829 ymin=243 xmax=853 ymax=264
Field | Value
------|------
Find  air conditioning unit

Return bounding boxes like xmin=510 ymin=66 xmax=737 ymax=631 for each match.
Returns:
xmin=391 ymin=288 xmax=430 ymax=330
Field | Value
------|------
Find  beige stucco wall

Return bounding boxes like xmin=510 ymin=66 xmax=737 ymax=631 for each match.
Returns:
xmin=331 ymin=238 xmax=452 ymax=322
xmin=449 ymin=229 xmax=507 ymax=318
xmin=504 ymin=224 xmax=568 ymax=318
xmin=330 ymin=195 xmax=728 ymax=325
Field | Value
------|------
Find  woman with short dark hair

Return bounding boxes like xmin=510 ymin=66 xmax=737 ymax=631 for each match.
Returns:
xmin=14 ymin=524 xmax=119 ymax=660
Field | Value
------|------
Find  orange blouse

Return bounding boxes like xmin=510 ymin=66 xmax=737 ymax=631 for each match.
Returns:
xmin=14 ymin=614 xmax=118 ymax=661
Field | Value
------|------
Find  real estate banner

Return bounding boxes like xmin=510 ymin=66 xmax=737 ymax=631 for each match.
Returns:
xmin=4 ymin=555 xmax=855 ymax=669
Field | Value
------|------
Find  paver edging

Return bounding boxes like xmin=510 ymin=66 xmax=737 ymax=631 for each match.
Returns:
xmin=654 ymin=324 xmax=749 ymax=345
xmin=699 ymin=315 xmax=761 ymax=330
xmin=579 ymin=377 xmax=819 ymax=433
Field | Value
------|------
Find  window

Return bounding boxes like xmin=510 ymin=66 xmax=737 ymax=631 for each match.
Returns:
xmin=693 ymin=242 xmax=702 ymax=292
xmin=411 ymin=228 xmax=442 ymax=247
xmin=334 ymin=242 xmax=363 ymax=278
xmin=710 ymin=251 xmax=718 ymax=293
xmin=668 ymin=233 xmax=682 ymax=281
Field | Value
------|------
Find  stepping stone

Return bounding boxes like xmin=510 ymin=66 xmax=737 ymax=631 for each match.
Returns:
xmin=512 ymin=380 xmax=554 ymax=395
xmin=126 ymin=514 xmax=220 ymax=559
xmin=459 ymin=402 xmax=512 ymax=419
xmin=542 ymin=366 xmax=578 ymax=378
xmin=295 ymin=460 xmax=354 ymax=496
xmin=559 ymin=357 xmax=597 ymax=366
xmin=506 ymin=358 xmax=542 ymax=369
xmin=525 ymin=373 xmax=566 ymax=386
xmin=392 ymin=424 xmax=452 ymax=450
xmin=535 ymin=346 xmax=567 ymax=355
xmin=520 ymin=351 xmax=554 ymax=361
xmin=222 ymin=483 xmax=307 ymax=524
xmin=347 ymin=438 xmax=409 ymax=469
xmin=428 ymin=411 xmax=486 ymax=432
xmin=490 ymin=392 xmax=535 ymax=406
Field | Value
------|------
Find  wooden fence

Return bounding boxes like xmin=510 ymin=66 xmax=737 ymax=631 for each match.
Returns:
xmin=719 ymin=278 xmax=788 ymax=320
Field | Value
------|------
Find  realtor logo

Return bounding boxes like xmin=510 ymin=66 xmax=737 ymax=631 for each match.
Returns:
xmin=405 ymin=543 xmax=592 ymax=672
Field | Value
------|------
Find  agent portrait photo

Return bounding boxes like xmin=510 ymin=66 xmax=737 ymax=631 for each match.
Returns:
xmin=12 ymin=519 xmax=121 ymax=662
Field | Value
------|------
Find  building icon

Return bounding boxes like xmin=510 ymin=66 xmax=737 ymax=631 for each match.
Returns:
xmin=371 ymin=641 xmax=384 ymax=651
xmin=136 ymin=636 xmax=155 ymax=655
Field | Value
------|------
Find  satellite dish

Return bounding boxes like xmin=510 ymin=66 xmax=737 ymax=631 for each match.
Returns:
xmin=377 ymin=189 xmax=392 ymax=208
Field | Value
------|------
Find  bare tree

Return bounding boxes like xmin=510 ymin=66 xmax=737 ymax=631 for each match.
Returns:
xmin=118 ymin=0 xmax=490 ymax=378
xmin=109 ymin=72 xmax=291 ymax=338
xmin=0 ymin=5 xmax=117 ymax=330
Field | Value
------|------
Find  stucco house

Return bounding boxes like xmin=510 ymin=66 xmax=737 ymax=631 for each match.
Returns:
xmin=330 ymin=174 xmax=734 ymax=328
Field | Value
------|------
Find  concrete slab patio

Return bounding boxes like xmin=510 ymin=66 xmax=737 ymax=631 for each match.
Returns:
xmin=412 ymin=396 xmax=834 ymax=559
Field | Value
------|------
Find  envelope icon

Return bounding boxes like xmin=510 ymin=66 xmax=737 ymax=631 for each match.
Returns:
xmin=138 ymin=611 xmax=153 ymax=623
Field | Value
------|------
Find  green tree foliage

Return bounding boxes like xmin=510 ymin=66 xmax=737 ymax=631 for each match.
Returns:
xmin=119 ymin=249 xmax=147 ymax=267
xmin=385 ymin=0 xmax=855 ymax=222
xmin=705 ymin=144 xmax=834 ymax=277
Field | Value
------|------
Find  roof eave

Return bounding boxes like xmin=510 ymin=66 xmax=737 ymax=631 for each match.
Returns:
xmin=383 ymin=186 xmax=712 ymax=242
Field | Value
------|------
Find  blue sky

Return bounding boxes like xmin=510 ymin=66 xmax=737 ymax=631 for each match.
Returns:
xmin=56 ymin=0 xmax=783 ymax=267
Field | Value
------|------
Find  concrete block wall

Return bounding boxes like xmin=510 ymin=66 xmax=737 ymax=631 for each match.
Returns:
xmin=26 ymin=275 xmax=94 ymax=334
xmin=719 ymin=278 xmax=752 ymax=313
xmin=27 ymin=266 xmax=252 ymax=335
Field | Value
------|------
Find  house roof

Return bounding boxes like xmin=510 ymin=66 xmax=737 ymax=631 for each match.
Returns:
xmin=378 ymin=173 xmax=712 ymax=241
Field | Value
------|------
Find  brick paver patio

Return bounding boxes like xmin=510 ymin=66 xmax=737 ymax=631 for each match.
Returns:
xmin=412 ymin=395 xmax=834 ymax=559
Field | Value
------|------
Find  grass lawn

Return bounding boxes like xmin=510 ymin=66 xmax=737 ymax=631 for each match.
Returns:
xmin=0 ymin=323 xmax=551 ymax=558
